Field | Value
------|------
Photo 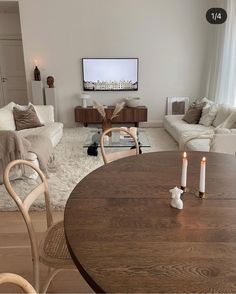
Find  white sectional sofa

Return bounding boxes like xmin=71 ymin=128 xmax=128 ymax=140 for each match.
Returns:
xmin=164 ymin=100 xmax=236 ymax=154
xmin=0 ymin=102 xmax=63 ymax=178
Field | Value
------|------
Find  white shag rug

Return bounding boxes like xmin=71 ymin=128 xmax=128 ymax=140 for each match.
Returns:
xmin=0 ymin=127 xmax=178 ymax=211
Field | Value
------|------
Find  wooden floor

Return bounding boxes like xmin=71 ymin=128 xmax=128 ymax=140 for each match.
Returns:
xmin=0 ymin=211 xmax=93 ymax=294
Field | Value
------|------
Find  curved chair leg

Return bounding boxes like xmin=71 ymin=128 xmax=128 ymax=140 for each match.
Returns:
xmin=41 ymin=268 xmax=78 ymax=294
xmin=33 ymin=259 xmax=40 ymax=293
xmin=41 ymin=268 xmax=62 ymax=294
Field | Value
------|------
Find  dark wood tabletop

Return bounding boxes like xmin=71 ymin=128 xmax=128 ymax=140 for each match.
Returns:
xmin=64 ymin=151 xmax=236 ymax=293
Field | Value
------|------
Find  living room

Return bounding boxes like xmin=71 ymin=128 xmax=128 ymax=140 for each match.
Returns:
xmin=0 ymin=0 xmax=236 ymax=293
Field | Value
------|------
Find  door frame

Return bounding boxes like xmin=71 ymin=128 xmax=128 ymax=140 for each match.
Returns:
xmin=0 ymin=39 xmax=28 ymax=106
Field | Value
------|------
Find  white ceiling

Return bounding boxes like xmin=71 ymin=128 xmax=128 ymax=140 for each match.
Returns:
xmin=0 ymin=1 xmax=19 ymax=13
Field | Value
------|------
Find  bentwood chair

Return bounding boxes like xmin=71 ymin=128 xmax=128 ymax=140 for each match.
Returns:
xmin=3 ymin=160 xmax=76 ymax=293
xmin=100 ymin=127 xmax=139 ymax=164
xmin=0 ymin=273 xmax=37 ymax=294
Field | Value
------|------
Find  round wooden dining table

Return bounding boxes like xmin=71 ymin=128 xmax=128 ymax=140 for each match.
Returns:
xmin=64 ymin=151 xmax=236 ymax=293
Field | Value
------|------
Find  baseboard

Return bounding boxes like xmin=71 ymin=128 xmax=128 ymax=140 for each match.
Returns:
xmin=63 ymin=122 xmax=78 ymax=128
xmin=63 ymin=121 xmax=163 ymax=128
xmin=140 ymin=120 xmax=163 ymax=128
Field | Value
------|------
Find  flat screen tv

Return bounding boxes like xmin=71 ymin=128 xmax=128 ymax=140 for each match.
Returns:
xmin=82 ymin=58 xmax=138 ymax=91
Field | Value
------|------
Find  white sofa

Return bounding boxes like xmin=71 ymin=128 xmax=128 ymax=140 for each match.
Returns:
xmin=164 ymin=101 xmax=236 ymax=155
xmin=0 ymin=102 xmax=63 ymax=178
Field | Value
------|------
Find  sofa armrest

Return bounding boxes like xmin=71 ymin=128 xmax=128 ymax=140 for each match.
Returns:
xmin=34 ymin=105 xmax=54 ymax=124
xmin=210 ymin=133 xmax=236 ymax=155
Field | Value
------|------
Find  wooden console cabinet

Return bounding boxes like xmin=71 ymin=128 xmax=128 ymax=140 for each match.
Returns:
xmin=75 ymin=106 xmax=148 ymax=127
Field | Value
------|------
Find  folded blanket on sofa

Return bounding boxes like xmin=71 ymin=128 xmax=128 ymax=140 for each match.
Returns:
xmin=0 ymin=131 xmax=31 ymax=176
xmin=25 ymin=134 xmax=54 ymax=177
xmin=0 ymin=131 xmax=54 ymax=179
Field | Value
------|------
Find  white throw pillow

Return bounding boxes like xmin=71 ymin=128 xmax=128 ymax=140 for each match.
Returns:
xmin=34 ymin=105 xmax=54 ymax=124
xmin=201 ymin=97 xmax=214 ymax=105
xmin=212 ymin=104 xmax=234 ymax=127
xmin=3 ymin=102 xmax=16 ymax=110
xmin=0 ymin=102 xmax=16 ymax=130
xmin=199 ymin=103 xmax=218 ymax=127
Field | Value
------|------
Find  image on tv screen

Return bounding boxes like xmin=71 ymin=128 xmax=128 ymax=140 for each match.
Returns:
xmin=82 ymin=58 xmax=138 ymax=91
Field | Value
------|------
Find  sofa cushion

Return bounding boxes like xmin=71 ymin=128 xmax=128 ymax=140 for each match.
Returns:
xmin=219 ymin=111 xmax=236 ymax=129
xmin=18 ymin=122 xmax=63 ymax=147
xmin=13 ymin=105 xmax=43 ymax=131
xmin=210 ymin=134 xmax=236 ymax=155
xmin=164 ymin=115 xmax=213 ymax=144
xmin=185 ymin=138 xmax=211 ymax=152
xmin=0 ymin=102 xmax=16 ymax=130
xmin=212 ymin=104 xmax=235 ymax=127
xmin=215 ymin=128 xmax=231 ymax=134
xmin=232 ymin=123 xmax=236 ymax=129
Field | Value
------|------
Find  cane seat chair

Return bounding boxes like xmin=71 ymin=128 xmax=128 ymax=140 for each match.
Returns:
xmin=3 ymin=160 xmax=76 ymax=293
xmin=0 ymin=273 xmax=37 ymax=294
xmin=100 ymin=127 xmax=140 ymax=164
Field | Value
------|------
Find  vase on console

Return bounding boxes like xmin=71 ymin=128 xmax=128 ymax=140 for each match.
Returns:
xmin=93 ymin=101 xmax=125 ymax=136
xmin=102 ymin=119 xmax=112 ymax=137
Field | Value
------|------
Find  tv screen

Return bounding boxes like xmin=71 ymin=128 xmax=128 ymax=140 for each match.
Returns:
xmin=82 ymin=58 xmax=138 ymax=91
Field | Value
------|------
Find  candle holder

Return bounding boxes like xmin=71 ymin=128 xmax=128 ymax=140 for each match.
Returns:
xmin=180 ymin=186 xmax=187 ymax=193
xmin=198 ymin=191 xmax=206 ymax=199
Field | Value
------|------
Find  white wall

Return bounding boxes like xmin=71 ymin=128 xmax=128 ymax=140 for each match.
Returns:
xmin=18 ymin=0 xmax=212 ymax=125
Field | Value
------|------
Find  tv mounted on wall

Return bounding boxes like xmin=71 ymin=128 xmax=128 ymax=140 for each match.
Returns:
xmin=82 ymin=58 xmax=139 ymax=91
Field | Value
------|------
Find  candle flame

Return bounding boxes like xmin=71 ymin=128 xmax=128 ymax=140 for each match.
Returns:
xmin=183 ymin=152 xmax=187 ymax=158
xmin=202 ymin=157 xmax=206 ymax=162
xmin=34 ymin=59 xmax=38 ymax=66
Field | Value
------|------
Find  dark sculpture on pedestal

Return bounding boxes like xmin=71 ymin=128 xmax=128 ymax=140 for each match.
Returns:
xmin=47 ymin=76 xmax=55 ymax=88
xmin=34 ymin=66 xmax=41 ymax=81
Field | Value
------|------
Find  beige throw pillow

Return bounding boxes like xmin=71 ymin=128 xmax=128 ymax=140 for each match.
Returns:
xmin=182 ymin=101 xmax=204 ymax=124
xmin=13 ymin=105 xmax=43 ymax=131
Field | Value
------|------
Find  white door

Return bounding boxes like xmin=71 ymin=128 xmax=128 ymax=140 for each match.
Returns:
xmin=0 ymin=40 xmax=28 ymax=106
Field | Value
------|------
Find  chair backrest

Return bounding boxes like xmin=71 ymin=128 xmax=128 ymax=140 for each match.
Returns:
xmin=3 ymin=159 xmax=53 ymax=291
xmin=100 ymin=127 xmax=139 ymax=164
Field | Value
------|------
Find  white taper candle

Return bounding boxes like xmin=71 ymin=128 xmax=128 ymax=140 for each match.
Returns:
xmin=199 ymin=157 xmax=206 ymax=193
xmin=181 ymin=152 xmax=188 ymax=188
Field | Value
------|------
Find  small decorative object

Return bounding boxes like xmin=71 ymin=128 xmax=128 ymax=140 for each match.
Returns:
xmin=181 ymin=152 xmax=188 ymax=192
xmin=103 ymin=135 xmax=109 ymax=143
xmin=87 ymin=142 xmax=98 ymax=156
xmin=199 ymin=157 xmax=206 ymax=198
xmin=120 ymin=127 xmax=137 ymax=138
xmin=92 ymin=131 xmax=101 ymax=144
xmin=125 ymin=97 xmax=140 ymax=108
xmin=34 ymin=66 xmax=41 ymax=81
xmin=46 ymin=76 xmax=55 ymax=88
xmin=170 ymin=187 xmax=183 ymax=209
xmin=93 ymin=100 xmax=125 ymax=136
xmin=80 ymin=93 xmax=91 ymax=108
